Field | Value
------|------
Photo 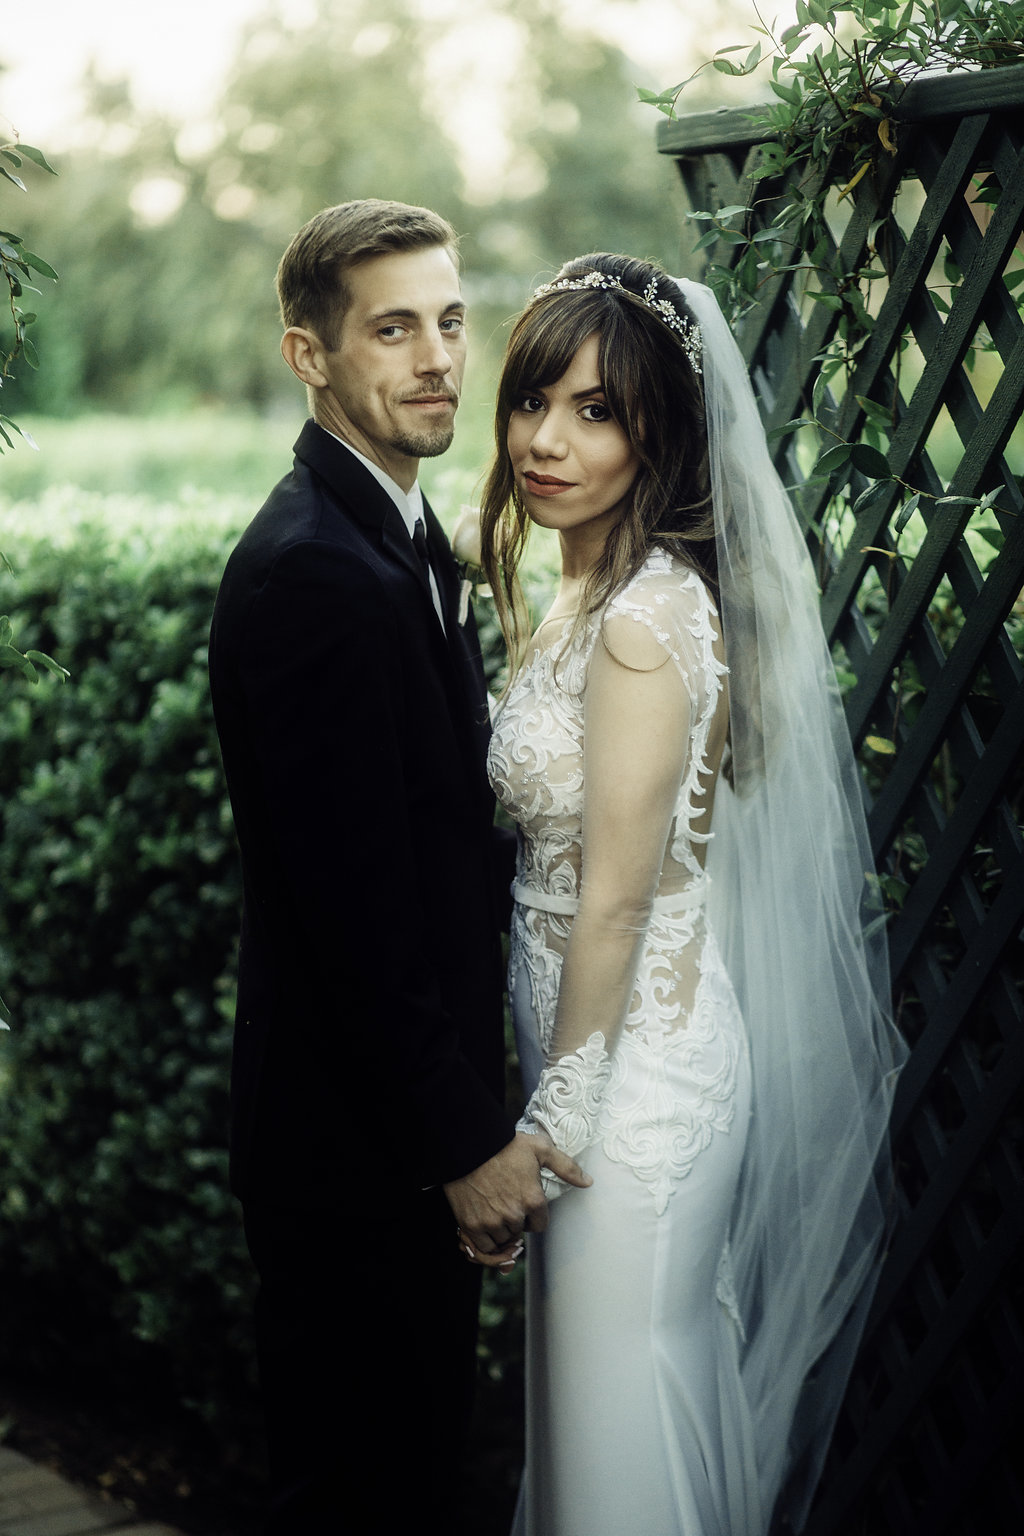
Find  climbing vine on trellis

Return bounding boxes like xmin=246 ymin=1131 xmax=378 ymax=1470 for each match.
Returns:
xmin=643 ymin=0 xmax=1023 ymax=582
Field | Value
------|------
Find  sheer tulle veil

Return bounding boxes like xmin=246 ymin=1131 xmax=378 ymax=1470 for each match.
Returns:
xmin=675 ymin=278 xmax=907 ymax=1527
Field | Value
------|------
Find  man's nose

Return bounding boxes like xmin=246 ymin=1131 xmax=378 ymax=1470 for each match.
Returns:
xmin=415 ymin=331 xmax=454 ymax=377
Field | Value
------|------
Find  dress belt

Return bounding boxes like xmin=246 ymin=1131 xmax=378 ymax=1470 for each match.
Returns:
xmin=513 ymin=878 xmax=707 ymax=917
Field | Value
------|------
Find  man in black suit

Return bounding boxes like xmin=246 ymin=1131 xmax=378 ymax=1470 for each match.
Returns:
xmin=209 ymin=200 xmax=586 ymax=1531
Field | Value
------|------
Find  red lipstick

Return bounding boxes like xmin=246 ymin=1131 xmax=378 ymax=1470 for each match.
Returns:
xmin=524 ymin=471 xmax=574 ymax=496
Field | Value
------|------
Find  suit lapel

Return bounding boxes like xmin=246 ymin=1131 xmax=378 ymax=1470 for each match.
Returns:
xmin=291 ymin=422 xmax=491 ymax=801
xmin=294 ymin=419 xmax=444 ymax=634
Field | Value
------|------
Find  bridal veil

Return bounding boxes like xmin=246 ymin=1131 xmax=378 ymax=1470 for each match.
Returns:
xmin=676 ymin=278 xmax=907 ymax=1527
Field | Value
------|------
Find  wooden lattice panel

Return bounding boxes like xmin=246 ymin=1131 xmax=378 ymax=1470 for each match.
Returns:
xmin=660 ymin=65 xmax=1024 ymax=1536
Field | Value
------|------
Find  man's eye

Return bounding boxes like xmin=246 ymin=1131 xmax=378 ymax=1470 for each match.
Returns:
xmin=441 ymin=316 xmax=464 ymax=334
xmin=379 ymin=325 xmax=405 ymax=340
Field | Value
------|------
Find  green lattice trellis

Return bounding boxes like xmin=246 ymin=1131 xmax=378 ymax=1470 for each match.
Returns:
xmin=659 ymin=62 xmax=1024 ymax=1536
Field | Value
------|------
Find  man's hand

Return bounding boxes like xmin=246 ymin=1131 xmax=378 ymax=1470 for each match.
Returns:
xmin=443 ymin=1131 xmax=591 ymax=1269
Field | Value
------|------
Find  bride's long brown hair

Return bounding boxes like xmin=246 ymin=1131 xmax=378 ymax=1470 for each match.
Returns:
xmin=481 ymin=253 xmax=712 ymax=675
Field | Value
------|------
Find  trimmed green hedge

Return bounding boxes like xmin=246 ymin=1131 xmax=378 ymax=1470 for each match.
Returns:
xmin=0 ymin=491 xmax=254 ymax=1422
xmin=0 ymin=485 xmax=543 ymax=1450
xmin=0 ymin=491 xmax=560 ymax=1510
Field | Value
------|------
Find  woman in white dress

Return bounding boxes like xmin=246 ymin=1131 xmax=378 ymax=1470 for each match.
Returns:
xmin=474 ymin=255 xmax=905 ymax=1536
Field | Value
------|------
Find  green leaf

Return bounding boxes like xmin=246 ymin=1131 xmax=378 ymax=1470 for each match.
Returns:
xmin=21 ymin=250 xmax=58 ymax=281
xmin=767 ymin=418 xmax=818 ymax=440
xmin=0 ymin=166 xmax=26 ymax=191
xmin=879 ymin=873 xmax=910 ymax=904
xmin=974 ymin=528 xmax=1005 ymax=552
xmin=812 ymin=368 xmax=835 ymax=416
xmin=865 ymin=734 xmax=897 ymax=754
xmin=850 ymin=443 xmax=892 ymax=478
xmin=714 ymin=205 xmax=751 ymax=220
xmin=853 ymin=480 xmax=892 ymax=516
xmin=0 ymin=644 xmax=39 ymax=681
xmin=856 ymin=395 xmax=894 ymax=430
xmin=14 ymin=144 xmax=57 ymax=174
xmin=0 ymin=989 xmax=10 ymax=1027
xmin=1004 ymin=268 xmax=1024 ymax=293
xmin=770 ymin=78 xmax=803 ymax=104
xmin=806 ymin=290 xmax=844 ymax=311
xmin=24 ymin=650 xmax=70 ymax=682
xmin=934 ymin=495 xmax=979 ymax=508
xmin=636 ymin=87 xmax=684 ymax=116
xmin=815 ymin=442 xmax=853 ymax=476
xmin=894 ymin=491 xmax=921 ymax=534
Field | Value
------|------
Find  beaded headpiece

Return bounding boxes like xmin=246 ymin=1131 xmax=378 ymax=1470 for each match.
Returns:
xmin=531 ymin=270 xmax=702 ymax=375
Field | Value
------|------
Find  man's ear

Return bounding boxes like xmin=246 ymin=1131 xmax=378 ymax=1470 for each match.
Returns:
xmin=281 ymin=327 xmax=328 ymax=387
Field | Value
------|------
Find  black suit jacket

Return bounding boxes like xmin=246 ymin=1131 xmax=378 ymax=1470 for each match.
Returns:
xmin=209 ymin=420 xmax=514 ymax=1208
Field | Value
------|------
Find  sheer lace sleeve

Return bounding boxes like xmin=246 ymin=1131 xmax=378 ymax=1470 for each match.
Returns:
xmin=517 ymin=563 xmax=727 ymax=1188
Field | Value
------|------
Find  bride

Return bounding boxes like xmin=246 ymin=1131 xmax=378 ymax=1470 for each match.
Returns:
xmin=473 ymin=255 xmax=906 ymax=1535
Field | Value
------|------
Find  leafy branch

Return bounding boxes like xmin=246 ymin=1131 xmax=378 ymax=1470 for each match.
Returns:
xmin=2 ymin=137 xmax=58 ymax=455
xmin=642 ymin=1 xmax=1023 ymax=559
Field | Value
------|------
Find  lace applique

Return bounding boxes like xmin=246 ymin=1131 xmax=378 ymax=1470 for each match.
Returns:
xmin=715 ymin=1239 xmax=746 ymax=1339
xmin=489 ymin=550 xmax=742 ymax=1211
xmin=598 ymin=934 xmax=743 ymax=1214
xmin=518 ymin=1031 xmax=612 ymax=1200
xmin=508 ymin=902 xmax=566 ymax=1049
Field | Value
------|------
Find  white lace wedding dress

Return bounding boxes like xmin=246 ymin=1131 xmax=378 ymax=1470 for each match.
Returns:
xmin=488 ymin=547 xmax=761 ymax=1536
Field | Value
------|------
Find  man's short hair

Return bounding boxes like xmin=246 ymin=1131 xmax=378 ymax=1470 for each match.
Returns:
xmin=276 ymin=199 xmax=459 ymax=349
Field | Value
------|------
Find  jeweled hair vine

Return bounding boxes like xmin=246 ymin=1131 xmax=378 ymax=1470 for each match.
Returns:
xmin=531 ymin=271 xmax=703 ymax=376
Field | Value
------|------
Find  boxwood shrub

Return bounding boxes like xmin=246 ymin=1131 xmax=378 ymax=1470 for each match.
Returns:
xmin=0 ymin=485 xmax=541 ymax=1461
xmin=0 ymin=490 xmax=255 ymax=1427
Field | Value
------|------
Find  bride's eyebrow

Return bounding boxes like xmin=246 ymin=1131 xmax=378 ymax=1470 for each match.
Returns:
xmin=571 ymin=384 xmax=606 ymax=400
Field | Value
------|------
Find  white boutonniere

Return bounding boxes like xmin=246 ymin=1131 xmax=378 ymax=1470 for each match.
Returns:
xmin=450 ymin=504 xmax=492 ymax=626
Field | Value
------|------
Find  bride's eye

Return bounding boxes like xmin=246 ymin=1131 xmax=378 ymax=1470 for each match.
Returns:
xmin=580 ymin=401 xmax=612 ymax=423
xmin=515 ymin=392 xmax=545 ymax=414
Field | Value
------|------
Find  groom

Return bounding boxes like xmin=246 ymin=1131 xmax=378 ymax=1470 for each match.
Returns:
xmin=208 ymin=199 xmax=587 ymax=1531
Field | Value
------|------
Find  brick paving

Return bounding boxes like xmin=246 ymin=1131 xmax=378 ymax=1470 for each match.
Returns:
xmin=0 ymin=1446 xmax=185 ymax=1536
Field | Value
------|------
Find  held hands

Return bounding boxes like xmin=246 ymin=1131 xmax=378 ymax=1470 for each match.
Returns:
xmin=443 ymin=1130 xmax=592 ymax=1271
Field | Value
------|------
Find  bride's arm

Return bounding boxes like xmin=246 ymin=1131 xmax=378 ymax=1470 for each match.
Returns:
xmin=518 ymin=611 xmax=692 ymax=1176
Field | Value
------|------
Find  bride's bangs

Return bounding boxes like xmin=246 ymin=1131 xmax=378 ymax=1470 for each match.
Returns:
xmin=506 ymin=292 xmax=611 ymax=404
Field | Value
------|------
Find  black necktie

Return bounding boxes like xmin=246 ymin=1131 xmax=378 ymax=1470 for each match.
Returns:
xmin=412 ymin=517 xmax=432 ymax=586
xmin=413 ymin=518 xmax=446 ymax=630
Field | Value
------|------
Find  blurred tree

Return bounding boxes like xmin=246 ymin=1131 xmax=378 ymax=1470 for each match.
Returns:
xmin=468 ymin=0 xmax=686 ymax=282
xmin=5 ymin=0 xmax=691 ymax=416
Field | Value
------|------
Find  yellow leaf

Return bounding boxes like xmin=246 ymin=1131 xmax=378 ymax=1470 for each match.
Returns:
xmin=865 ymin=735 xmax=897 ymax=755
xmin=838 ymin=160 xmax=870 ymax=202
xmin=878 ymin=117 xmax=897 ymax=156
